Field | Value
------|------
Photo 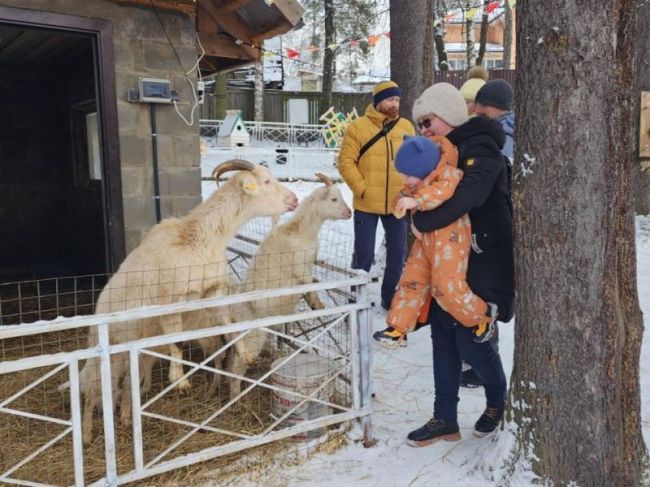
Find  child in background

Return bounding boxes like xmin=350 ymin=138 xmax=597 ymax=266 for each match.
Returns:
xmin=377 ymin=135 xmax=497 ymax=346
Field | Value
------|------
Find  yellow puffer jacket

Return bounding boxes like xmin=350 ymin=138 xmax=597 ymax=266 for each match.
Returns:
xmin=337 ymin=104 xmax=416 ymax=214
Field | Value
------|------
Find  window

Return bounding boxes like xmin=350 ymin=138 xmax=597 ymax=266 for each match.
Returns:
xmin=71 ymin=100 xmax=102 ymax=186
xmin=486 ymin=59 xmax=504 ymax=69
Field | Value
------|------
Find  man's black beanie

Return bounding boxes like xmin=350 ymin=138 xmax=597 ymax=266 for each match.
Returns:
xmin=475 ymin=79 xmax=514 ymax=111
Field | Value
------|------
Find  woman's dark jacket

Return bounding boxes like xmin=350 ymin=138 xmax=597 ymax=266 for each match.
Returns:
xmin=413 ymin=115 xmax=515 ymax=323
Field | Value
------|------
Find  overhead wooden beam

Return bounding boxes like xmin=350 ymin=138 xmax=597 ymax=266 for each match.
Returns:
xmin=198 ymin=0 xmax=254 ymax=45
xmin=221 ymin=0 xmax=254 ymax=12
xmin=268 ymin=0 xmax=304 ymax=26
xmin=112 ymin=0 xmax=196 ymax=16
xmin=197 ymin=31 xmax=253 ymax=60
xmin=250 ymin=21 xmax=293 ymax=44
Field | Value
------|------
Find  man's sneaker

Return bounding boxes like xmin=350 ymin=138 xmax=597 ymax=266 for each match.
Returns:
xmin=473 ymin=302 xmax=498 ymax=343
xmin=473 ymin=406 xmax=504 ymax=437
xmin=460 ymin=368 xmax=484 ymax=388
xmin=407 ymin=417 xmax=461 ymax=447
xmin=372 ymin=327 xmax=406 ymax=347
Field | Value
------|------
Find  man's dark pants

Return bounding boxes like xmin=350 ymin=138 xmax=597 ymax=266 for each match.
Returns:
xmin=352 ymin=209 xmax=407 ymax=307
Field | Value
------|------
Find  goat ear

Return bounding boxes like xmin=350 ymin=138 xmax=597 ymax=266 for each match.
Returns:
xmin=240 ymin=172 xmax=260 ymax=195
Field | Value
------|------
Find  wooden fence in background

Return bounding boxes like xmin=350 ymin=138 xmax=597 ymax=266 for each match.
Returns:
xmin=202 ymin=70 xmax=516 ymax=123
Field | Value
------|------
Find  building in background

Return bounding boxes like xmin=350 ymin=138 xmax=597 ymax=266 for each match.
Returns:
xmin=440 ymin=4 xmax=516 ymax=70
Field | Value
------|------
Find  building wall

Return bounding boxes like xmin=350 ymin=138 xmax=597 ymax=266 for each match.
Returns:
xmin=0 ymin=0 xmax=202 ymax=253
xmin=444 ymin=13 xmax=517 ymax=69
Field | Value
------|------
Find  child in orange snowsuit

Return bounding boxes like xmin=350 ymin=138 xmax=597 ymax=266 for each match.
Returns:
xmin=385 ymin=135 xmax=497 ymax=343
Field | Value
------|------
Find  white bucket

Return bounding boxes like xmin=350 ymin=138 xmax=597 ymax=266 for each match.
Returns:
xmin=271 ymin=353 xmax=336 ymax=441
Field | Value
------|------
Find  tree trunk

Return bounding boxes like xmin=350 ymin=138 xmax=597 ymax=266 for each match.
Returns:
xmin=390 ymin=0 xmax=435 ymax=118
xmin=510 ymin=1 xmax=647 ymax=485
xmin=476 ymin=0 xmax=490 ymax=66
xmin=502 ymin=0 xmax=513 ymax=69
xmin=322 ymin=0 xmax=335 ymax=110
xmin=434 ymin=19 xmax=449 ymax=71
xmin=635 ymin=2 xmax=650 ymax=214
xmin=465 ymin=15 xmax=475 ymax=68
xmin=214 ymin=72 xmax=227 ymax=120
xmin=253 ymin=58 xmax=264 ymax=122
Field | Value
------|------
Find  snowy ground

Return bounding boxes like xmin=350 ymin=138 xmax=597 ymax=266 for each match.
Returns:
xmin=201 ymin=153 xmax=650 ymax=487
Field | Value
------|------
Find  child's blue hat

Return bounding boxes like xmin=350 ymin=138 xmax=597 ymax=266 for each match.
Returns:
xmin=395 ymin=136 xmax=441 ymax=179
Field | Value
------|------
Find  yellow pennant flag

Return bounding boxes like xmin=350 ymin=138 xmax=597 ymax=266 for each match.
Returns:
xmin=507 ymin=0 xmax=516 ymax=7
xmin=327 ymin=43 xmax=339 ymax=50
xmin=466 ymin=7 xmax=480 ymax=18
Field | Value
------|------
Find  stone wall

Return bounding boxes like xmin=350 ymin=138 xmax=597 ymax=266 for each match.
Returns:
xmin=1 ymin=0 xmax=203 ymax=253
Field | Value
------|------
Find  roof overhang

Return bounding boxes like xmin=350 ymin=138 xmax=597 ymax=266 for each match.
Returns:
xmin=112 ymin=0 xmax=304 ymax=74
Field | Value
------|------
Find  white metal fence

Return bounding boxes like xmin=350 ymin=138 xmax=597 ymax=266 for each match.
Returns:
xmin=0 ymin=229 xmax=373 ymax=486
xmin=200 ymin=119 xmax=328 ymax=148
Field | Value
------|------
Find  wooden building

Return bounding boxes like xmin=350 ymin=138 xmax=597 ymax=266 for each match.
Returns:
xmin=0 ymin=0 xmax=303 ymax=282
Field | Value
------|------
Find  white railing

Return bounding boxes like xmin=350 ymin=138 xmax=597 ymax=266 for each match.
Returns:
xmin=0 ymin=276 xmax=373 ymax=486
xmin=200 ymin=119 xmax=329 ymax=149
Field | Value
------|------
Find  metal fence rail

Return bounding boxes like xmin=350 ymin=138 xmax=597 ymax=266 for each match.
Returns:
xmin=200 ymin=119 xmax=328 ymax=148
xmin=0 ymin=273 xmax=373 ymax=486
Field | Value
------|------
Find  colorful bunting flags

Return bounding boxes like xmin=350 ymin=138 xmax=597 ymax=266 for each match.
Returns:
xmin=285 ymin=48 xmax=300 ymax=59
xmin=486 ymin=1 xmax=500 ymax=14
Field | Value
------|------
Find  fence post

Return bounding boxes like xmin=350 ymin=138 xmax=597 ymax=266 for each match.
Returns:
xmin=349 ymin=302 xmax=361 ymax=414
xmin=68 ymin=359 xmax=85 ymax=487
xmin=130 ymin=349 xmax=145 ymax=471
xmin=355 ymin=282 xmax=374 ymax=447
xmin=98 ymin=323 xmax=118 ymax=486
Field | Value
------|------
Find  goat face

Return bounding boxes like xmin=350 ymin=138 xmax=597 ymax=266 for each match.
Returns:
xmin=239 ymin=166 xmax=298 ymax=215
xmin=318 ymin=185 xmax=352 ymax=221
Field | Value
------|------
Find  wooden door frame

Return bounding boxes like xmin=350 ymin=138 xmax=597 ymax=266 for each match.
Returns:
xmin=0 ymin=5 xmax=125 ymax=272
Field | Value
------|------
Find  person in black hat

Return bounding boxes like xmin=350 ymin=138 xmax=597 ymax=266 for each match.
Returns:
xmin=458 ymin=78 xmax=516 ymax=390
xmin=475 ymin=79 xmax=516 ymax=162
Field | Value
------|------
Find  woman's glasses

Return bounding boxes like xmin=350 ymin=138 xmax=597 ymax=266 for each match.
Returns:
xmin=417 ymin=117 xmax=433 ymax=130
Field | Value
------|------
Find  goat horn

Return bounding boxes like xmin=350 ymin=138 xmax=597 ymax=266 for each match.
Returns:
xmin=315 ymin=172 xmax=333 ymax=186
xmin=212 ymin=159 xmax=256 ymax=182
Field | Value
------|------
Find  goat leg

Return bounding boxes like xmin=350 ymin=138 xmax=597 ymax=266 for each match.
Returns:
xmin=226 ymin=339 xmax=249 ymax=400
xmin=168 ymin=342 xmax=191 ymax=393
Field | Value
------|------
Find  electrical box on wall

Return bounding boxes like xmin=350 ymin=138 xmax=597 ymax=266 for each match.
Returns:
xmin=139 ymin=78 xmax=172 ymax=103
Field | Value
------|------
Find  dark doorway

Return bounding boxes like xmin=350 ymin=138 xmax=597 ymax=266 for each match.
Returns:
xmin=0 ymin=9 xmax=124 ymax=283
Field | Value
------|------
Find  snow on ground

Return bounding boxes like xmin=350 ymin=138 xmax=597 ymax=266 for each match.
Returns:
xmin=201 ymin=153 xmax=650 ymax=486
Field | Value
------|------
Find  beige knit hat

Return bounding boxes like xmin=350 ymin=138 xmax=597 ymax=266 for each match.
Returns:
xmin=412 ymin=82 xmax=469 ymax=128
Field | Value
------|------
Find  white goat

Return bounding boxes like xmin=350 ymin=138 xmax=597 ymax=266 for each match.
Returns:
xmin=79 ymin=159 xmax=298 ymax=445
xmin=227 ymin=173 xmax=351 ymax=397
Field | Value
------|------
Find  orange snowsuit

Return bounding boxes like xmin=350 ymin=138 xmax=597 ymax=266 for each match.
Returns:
xmin=386 ymin=136 xmax=488 ymax=334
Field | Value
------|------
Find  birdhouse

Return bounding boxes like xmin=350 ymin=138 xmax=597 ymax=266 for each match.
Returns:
xmin=217 ymin=109 xmax=250 ymax=148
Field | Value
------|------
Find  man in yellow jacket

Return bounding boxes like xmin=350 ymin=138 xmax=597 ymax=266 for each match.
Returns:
xmin=338 ymin=81 xmax=416 ymax=310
